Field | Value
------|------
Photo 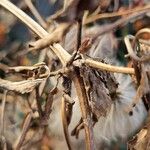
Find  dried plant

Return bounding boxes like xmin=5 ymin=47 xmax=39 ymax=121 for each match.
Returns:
xmin=0 ymin=0 xmax=149 ymax=150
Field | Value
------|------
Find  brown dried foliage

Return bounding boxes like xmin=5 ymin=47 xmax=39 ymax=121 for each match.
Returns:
xmin=0 ymin=0 xmax=149 ymax=150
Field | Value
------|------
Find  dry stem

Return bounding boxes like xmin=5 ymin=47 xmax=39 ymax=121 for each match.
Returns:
xmin=14 ymin=112 xmax=32 ymax=150
xmin=0 ymin=0 xmax=135 ymax=74
xmin=84 ymin=5 xmax=150 ymax=24
xmin=82 ymin=59 xmax=135 ymax=74
xmin=25 ymin=0 xmax=47 ymax=29
xmin=1 ymin=0 xmax=72 ymax=65
xmin=73 ymin=69 xmax=95 ymax=150
xmin=93 ymin=9 xmax=149 ymax=39
xmin=61 ymin=96 xmax=72 ymax=150
xmin=28 ymin=23 xmax=69 ymax=52
xmin=0 ymin=90 xmax=8 ymax=137
xmin=0 ymin=1 xmax=143 ymax=149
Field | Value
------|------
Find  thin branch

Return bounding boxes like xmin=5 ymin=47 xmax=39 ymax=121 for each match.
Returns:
xmin=0 ymin=90 xmax=8 ymax=137
xmin=92 ymin=9 xmax=150 ymax=38
xmin=28 ymin=23 xmax=69 ymax=52
xmin=50 ymin=44 xmax=70 ymax=65
xmin=14 ymin=98 xmax=37 ymax=149
xmin=14 ymin=112 xmax=32 ymax=150
xmin=0 ymin=0 xmax=136 ymax=75
xmin=0 ymin=0 xmax=47 ymax=37
xmin=81 ymin=58 xmax=135 ymax=74
xmin=35 ymin=86 xmax=43 ymax=118
xmin=73 ymin=68 xmax=95 ymax=150
xmin=0 ymin=91 xmax=9 ymax=150
xmin=25 ymin=0 xmax=48 ymax=29
xmin=47 ymin=0 xmax=79 ymax=21
xmin=84 ymin=5 xmax=150 ymax=24
xmin=61 ymin=95 xmax=72 ymax=150
xmin=53 ymin=43 xmax=135 ymax=74
xmin=0 ymin=0 xmax=69 ymax=65
xmin=71 ymin=118 xmax=84 ymax=138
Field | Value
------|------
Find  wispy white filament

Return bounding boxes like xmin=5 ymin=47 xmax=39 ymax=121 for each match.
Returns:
xmin=49 ymin=72 xmax=147 ymax=149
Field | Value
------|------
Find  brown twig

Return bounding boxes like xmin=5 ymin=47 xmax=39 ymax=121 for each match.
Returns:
xmin=35 ymin=86 xmax=43 ymax=118
xmin=75 ymin=58 xmax=135 ymax=74
xmin=76 ymin=19 xmax=82 ymax=51
xmin=0 ymin=0 xmax=72 ymax=65
xmin=61 ymin=95 xmax=73 ymax=150
xmin=14 ymin=112 xmax=33 ymax=150
xmin=84 ymin=5 xmax=150 ymax=24
xmin=25 ymin=0 xmax=47 ymax=29
xmin=15 ymin=91 xmax=42 ymax=149
xmin=92 ymin=9 xmax=149 ymax=39
xmin=0 ymin=90 xmax=8 ymax=149
xmin=73 ymin=68 xmax=95 ymax=150
xmin=61 ymin=76 xmax=74 ymax=150
xmin=0 ymin=0 xmax=136 ymax=75
xmin=71 ymin=118 xmax=84 ymax=139
xmin=53 ymin=43 xmax=135 ymax=74
xmin=0 ymin=90 xmax=7 ymax=136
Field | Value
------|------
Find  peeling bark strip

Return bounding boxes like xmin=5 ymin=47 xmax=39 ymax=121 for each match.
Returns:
xmin=73 ymin=67 xmax=95 ymax=150
xmin=61 ymin=77 xmax=73 ymax=150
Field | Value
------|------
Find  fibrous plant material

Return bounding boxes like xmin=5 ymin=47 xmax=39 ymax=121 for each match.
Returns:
xmin=0 ymin=0 xmax=149 ymax=150
xmin=0 ymin=0 xmax=135 ymax=74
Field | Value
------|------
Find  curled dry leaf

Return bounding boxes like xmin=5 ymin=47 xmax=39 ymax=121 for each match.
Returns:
xmin=0 ymin=78 xmax=44 ymax=94
xmin=80 ymin=64 xmax=118 ymax=119
xmin=8 ymin=62 xmax=50 ymax=79
xmin=8 ymin=62 xmax=47 ymax=72
xmin=0 ymin=62 xmax=50 ymax=94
